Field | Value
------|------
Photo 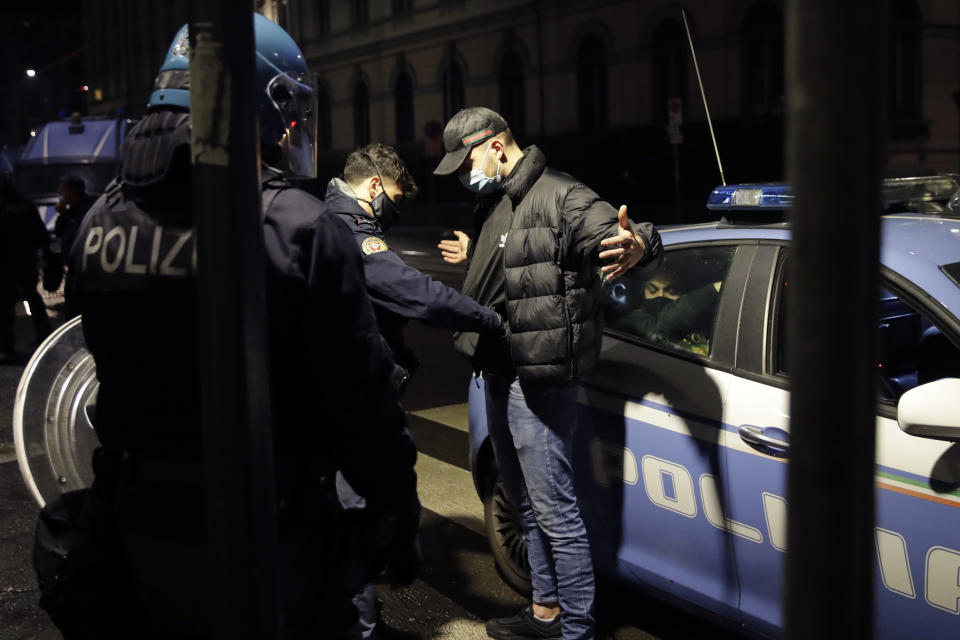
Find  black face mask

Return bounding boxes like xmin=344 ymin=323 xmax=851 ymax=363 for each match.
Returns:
xmin=369 ymin=190 xmax=402 ymax=231
xmin=359 ymin=152 xmax=404 ymax=231
xmin=645 ymin=297 xmax=673 ymax=315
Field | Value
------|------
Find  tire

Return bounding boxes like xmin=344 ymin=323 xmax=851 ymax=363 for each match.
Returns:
xmin=483 ymin=466 xmax=533 ymax=597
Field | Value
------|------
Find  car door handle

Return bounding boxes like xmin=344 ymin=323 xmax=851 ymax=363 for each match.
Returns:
xmin=738 ymin=425 xmax=790 ymax=457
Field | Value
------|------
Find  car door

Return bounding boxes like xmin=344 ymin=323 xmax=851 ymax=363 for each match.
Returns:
xmin=577 ymin=241 xmax=749 ymax=622
xmin=723 ymin=247 xmax=960 ymax=639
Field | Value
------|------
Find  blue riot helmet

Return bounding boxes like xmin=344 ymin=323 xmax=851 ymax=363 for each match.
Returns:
xmin=147 ymin=14 xmax=318 ymax=179
xmin=253 ymin=13 xmax=317 ymax=179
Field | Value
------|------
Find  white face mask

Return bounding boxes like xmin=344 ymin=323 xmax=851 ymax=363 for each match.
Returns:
xmin=459 ymin=141 xmax=502 ymax=195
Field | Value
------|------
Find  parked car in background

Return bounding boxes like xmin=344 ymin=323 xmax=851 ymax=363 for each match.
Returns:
xmin=469 ymin=181 xmax=960 ymax=639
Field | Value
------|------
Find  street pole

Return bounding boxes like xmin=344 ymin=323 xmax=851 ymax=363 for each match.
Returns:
xmin=784 ymin=3 xmax=884 ymax=639
xmin=189 ymin=4 xmax=281 ymax=639
xmin=672 ymin=145 xmax=681 ymax=223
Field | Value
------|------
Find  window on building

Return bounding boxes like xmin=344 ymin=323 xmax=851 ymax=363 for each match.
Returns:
xmin=651 ymin=19 xmax=687 ymax=126
xmin=741 ymin=1 xmax=784 ymax=118
xmin=300 ymin=1 xmax=314 ymax=40
xmin=395 ymin=71 xmax=415 ymax=143
xmin=318 ymin=0 xmax=330 ymax=35
xmin=140 ymin=0 xmax=156 ymax=86
xmin=577 ymin=34 xmax=608 ymax=132
xmin=302 ymin=0 xmax=330 ymax=39
xmin=354 ymin=80 xmax=370 ymax=147
xmin=393 ymin=0 xmax=413 ymax=17
xmin=499 ymin=50 xmax=525 ymax=137
xmin=351 ymin=0 xmax=369 ymax=28
xmin=442 ymin=59 xmax=465 ymax=122
xmin=888 ymin=0 xmax=922 ymax=125
xmin=317 ymin=83 xmax=332 ymax=150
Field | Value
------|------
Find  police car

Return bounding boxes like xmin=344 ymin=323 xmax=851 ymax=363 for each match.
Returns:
xmin=467 ymin=181 xmax=960 ymax=639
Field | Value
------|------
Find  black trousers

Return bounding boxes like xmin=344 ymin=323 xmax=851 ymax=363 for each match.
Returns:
xmin=0 ymin=272 xmax=52 ymax=352
xmin=38 ymin=449 xmax=371 ymax=640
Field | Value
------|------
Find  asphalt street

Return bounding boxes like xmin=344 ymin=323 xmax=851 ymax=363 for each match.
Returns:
xmin=0 ymin=224 xmax=744 ymax=640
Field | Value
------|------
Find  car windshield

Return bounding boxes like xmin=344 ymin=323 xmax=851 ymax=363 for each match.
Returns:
xmin=13 ymin=163 xmax=118 ymax=199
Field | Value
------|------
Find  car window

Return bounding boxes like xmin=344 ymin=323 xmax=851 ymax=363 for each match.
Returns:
xmin=875 ymin=291 xmax=960 ymax=402
xmin=602 ymin=246 xmax=736 ymax=358
xmin=773 ymin=255 xmax=960 ymax=403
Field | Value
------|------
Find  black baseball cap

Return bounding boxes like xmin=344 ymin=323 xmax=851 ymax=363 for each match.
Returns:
xmin=433 ymin=107 xmax=509 ymax=176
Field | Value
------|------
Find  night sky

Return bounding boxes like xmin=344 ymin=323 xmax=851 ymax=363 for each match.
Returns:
xmin=1 ymin=2 xmax=87 ymax=145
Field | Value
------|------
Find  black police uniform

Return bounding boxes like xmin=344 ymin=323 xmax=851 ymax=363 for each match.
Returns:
xmin=55 ymin=193 xmax=94 ymax=260
xmin=324 ymin=178 xmax=501 ymax=376
xmin=0 ymin=191 xmax=53 ymax=353
xmin=58 ymin=111 xmax=419 ymax=640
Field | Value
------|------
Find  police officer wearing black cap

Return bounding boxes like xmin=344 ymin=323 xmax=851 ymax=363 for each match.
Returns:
xmin=325 ymin=143 xmax=502 ymax=386
xmin=50 ymin=16 xmax=420 ymax=640
xmin=434 ymin=107 xmax=662 ymax=640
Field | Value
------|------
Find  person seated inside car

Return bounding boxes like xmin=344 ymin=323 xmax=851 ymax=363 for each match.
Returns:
xmin=620 ymin=269 xmax=722 ymax=355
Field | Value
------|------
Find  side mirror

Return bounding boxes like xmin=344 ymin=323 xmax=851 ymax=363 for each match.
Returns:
xmin=897 ymin=378 xmax=960 ymax=440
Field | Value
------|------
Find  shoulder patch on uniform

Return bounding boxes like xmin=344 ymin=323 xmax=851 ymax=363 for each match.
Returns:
xmin=361 ymin=236 xmax=389 ymax=255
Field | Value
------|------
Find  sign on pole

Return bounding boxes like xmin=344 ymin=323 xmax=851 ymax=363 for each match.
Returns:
xmin=667 ymin=98 xmax=683 ymax=145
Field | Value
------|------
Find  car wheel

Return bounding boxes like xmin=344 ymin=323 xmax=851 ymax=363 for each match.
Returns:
xmin=483 ymin=467 xmax=532 ymax=597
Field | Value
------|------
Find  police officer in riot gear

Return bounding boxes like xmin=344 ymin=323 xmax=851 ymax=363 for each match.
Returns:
xmin=50 ymin=14 xmax=420 ymax=639
xmin=326 ymin=143 xmax=502 ymax=386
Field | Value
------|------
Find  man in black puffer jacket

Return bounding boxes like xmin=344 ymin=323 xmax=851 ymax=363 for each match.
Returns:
xmin=434 ymin=107 xmax=662 ymax=640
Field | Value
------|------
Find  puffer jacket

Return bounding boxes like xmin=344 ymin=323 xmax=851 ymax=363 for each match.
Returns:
xmin=502 ymin=146 xmax=662 ymax=382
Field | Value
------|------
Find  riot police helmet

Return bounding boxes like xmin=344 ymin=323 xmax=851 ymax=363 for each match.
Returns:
xmin=147 ymin=13 xmax=317 ymax=179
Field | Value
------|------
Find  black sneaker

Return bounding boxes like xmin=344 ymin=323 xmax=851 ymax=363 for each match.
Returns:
xmin=485 ymin=606 xmax=561 ymax=640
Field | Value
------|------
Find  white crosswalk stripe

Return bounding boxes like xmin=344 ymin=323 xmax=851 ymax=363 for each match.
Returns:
xmin=0 ymin=443 xmax=17 ymax=465
xmin=415 ymin=452 xmax=484 ymax=537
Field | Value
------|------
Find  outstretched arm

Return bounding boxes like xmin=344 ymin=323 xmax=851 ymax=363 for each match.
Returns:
xmin=566 ymin=184 xmax=663 ymax=278
xmin=599 ymin=206 xmax=647 ymax=280
xmin=364 ymin=248 xmax=500 ymax=333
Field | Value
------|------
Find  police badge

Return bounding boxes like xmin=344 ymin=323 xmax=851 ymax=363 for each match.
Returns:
xmin=361 ymin=236 xmax=389 ymax=255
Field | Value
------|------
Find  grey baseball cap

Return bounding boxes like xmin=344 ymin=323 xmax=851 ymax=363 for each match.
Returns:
xmin=433 ymin=107 xmax=509 ymax=176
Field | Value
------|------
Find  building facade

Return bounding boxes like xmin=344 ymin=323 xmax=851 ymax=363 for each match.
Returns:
xmin=1 ymin=4 xmax=86 ymax=146
xmin=80 ymin=0 xmax=960 ymax=218
xmin=78 ymin=0 xmax=290 ymax=117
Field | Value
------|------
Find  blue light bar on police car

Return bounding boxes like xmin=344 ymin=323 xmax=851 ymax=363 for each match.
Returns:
xmin=707 ymin=184 xmax=794 ymax=210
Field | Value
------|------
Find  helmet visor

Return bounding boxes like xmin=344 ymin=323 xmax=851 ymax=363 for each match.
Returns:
xmin=266 ymin=71 xmax=318 ymax=179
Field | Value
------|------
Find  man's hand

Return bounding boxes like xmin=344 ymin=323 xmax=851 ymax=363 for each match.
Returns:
xmin=599 ymin=205 xmax=646 ymax=281
xmin=438 ymin=230 xmax=470 ymax=264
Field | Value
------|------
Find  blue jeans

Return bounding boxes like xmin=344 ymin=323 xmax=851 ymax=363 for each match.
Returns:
xmin=484 ymin=373 xmax=595 ymax=640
